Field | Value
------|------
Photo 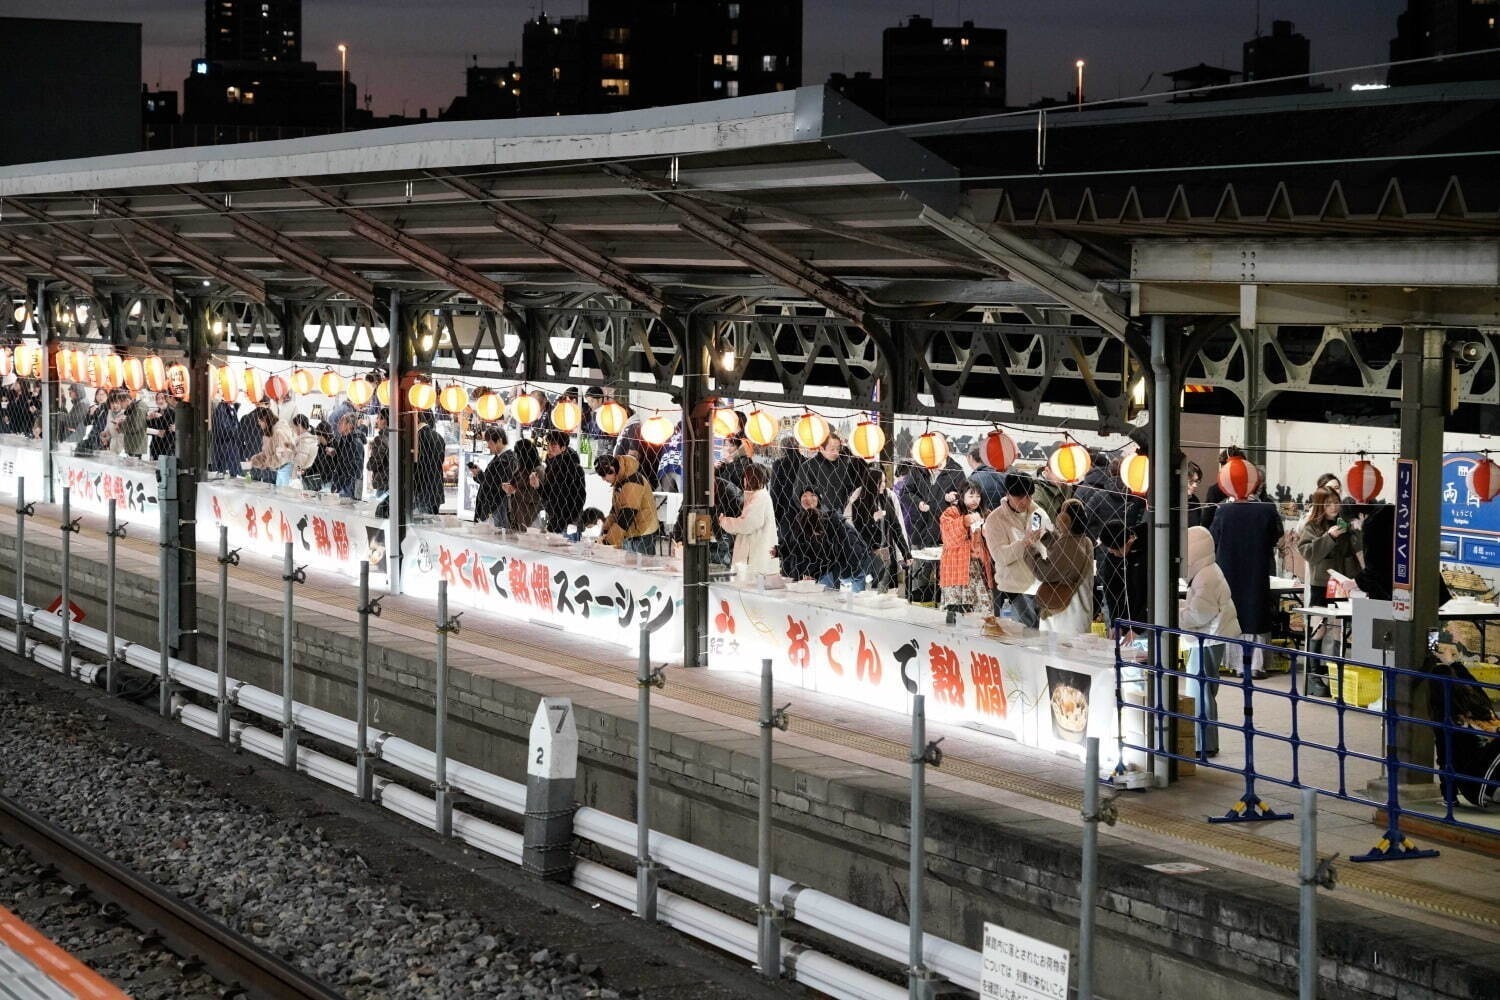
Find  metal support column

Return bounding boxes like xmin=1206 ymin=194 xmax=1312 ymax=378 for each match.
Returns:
xmin=215 ymin=526 xmax=237 ymax=742
xmin=280 ymin=542 xmax=305 ymax=768
xmin=174 ymin=396 xmax=199 ymax=665
xmin=105 ymin=499 xmax=127 ymax=696
xmin=434 ymin=579 xmax=461 ymax=837
xmin=32 ymin=282 xmax=54 ymax=503
xmin=635 ymin=622 xmax=664 ymax=920
xmin=907 ymin=694 xmax=942 ymax=1000
xmin=385 ymin=289 xmax=406 ymax=593
xmin=680 ymin=317 xmax=712 ymax=669
xmin=355 ymin=560 xmax=382 ymax=801
xmin=1149 ymin=315 xmax=1182 ymax=786
xmin=14 ymin=478 xmax=32 ymax=656
xmin=58 ymin=487 xmax=79 ymax=680
xmin=1244 ymin=326 xmax=1269 ymax=470
xmin=157 ymin=456 xmax=178 ymax=717
xmin=756 ymin=658 xmax=788 ymax=978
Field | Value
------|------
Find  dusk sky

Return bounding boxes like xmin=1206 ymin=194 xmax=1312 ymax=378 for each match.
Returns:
xmin=9 ymin=1 xmax=1409 ymax=118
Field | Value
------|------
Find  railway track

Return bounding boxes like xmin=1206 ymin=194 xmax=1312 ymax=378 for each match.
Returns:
xmin=0 ymin=791 xmax=346 ymax=1000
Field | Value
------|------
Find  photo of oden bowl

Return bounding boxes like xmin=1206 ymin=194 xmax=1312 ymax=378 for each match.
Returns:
xmin=1045 ymin=666 xmax=1092 ymax=744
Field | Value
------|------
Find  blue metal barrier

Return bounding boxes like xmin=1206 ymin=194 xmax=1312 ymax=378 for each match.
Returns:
xmin=1114 ymin=621 xmax=1500 ymax=863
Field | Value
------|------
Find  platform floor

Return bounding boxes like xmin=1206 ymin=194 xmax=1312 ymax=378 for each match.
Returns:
xmin=15 ymin=500 xmax=1500 ymax=947
xmin=0 ymin=904 xmax=128 ymax=1000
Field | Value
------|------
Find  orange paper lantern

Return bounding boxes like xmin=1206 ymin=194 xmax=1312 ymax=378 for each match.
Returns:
xmin=641 ymin=413 xmax=675 ymax=446
xmin=473 ymin=392 xmax=505 ymax=422
xmin=407 ymin=382 xmax=436 ymax=410
xmin=214 ymin=364 xmax=234 ymax=401
xmin=512 ymin=393 xmax=542 ymax=426
xmin=319 ymin=369 xmax=345 ymax=397
xmin=439 ymin=383 xmax=469 ymax=414
xmin=849 ymin=420 xmax=886 ymax=459
xmin=347 ymin=377 xmax=375 ymax=407
xmin=551 ymin=397 xmax=582 ymax=433
xmin=744 ymin=408 xmax=777 ymax=447
xmin=1346 ymin=459 xmax=1383 ymax=504
xmin=122 ymin=356 xmax=145 ymax=391
xmin=1469 ymin=458 xmax=1500 ymax=503
xmin=911 ymin=430 xmax=949 ymax=470
xmin=711 ymin=406 xmax=740 ymax=439
xmin=166 ymin=362 xmax=190 ymax=401
xmin=793 ymin=411 xmax=830 ymax=450
xmin=1047 ymin=442 xmax=1092 ymax=485
xmin=242 ymin=368 xmax=264 ymax=403
xmin=1217 ymin=455 xmax=1260 ymax=501
xmin=102 ymin=354 xmax=125 ymax=389
xmin=983 ymin=430 xmax=1018 ymax=472
xmin=595 ymin=400 xmax=628 ymax=436
xmin=44 ymin=347 xmax=62 ymax=381
xmin=376 ymin=380 xmax=391 ymax=406
xmin=264 ymin=374 xmax=291 ymax=402
xmin=0 ymin=347 xmax=11 ymax=379
xmin=143 ymin=356 xmax=167 ymax=392
xmin=289 ymin=368 xmax=314 ymax=395
xmin=1121 ymin=453 xmax=1150 ymax=496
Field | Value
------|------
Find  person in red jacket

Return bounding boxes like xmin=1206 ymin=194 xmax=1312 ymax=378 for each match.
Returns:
xmin=939 ymin=481 xmax=993 ymax=613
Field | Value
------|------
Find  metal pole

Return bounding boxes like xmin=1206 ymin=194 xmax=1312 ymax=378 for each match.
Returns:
xmin=281 ymin=541 xmax=300 ymax=769
xmin=635 ymin=621 xmax=662 ymax=920
xmin=908 ymin=694 xmax=938 ymax=1000
xmin=215 ymin=525 xmax=235 ymax=742
xmin=59 ymin=486 xmax=75 ymax=680
xmin=157 ymin=474 xmax=172 ymax=717
xmin=14 ymin=477 xmax=29 ymax=657
xmin=1149 ymin=314 xmax=1179 ymax=786
xmin=105 ymin=499 xmax=125 ymax=696
xmin=756 ymin=657 xmax=785 ymax=978
xmin=1299 ymin=787 xmax=1318 ymax=1000
xmin=434 ymin=579 xmax=454 ymax=837
xmin=356 ymin=560 xmax=376 ymax=801
xmin=1079 ymin=737 xmax=1101 ymax=1000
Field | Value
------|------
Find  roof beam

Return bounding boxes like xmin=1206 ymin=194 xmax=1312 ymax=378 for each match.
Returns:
xmin=1134 ymin=281 xmax=1500 ymax=328
xmin=91 ymin=196 xmax=265 ymax=303
xmin=920 ymin=207 xmax=1130 ymax=338
xmin=5 ymin=200 xmax=176 ymax=298
xmin=0 ymin=265 xmax=29 ymax=293
xmin=176 ymin=187 xmax=375 ymax=308
xmin=287 ymin=178 xmax=506 ymax=312
xmin=430 ymin=170 xmax=668 ymax=316
xmin=1132 ymin=238 xmax=1500 ymax=287
xmin=0 ymin=232 xmax=99 ymax=298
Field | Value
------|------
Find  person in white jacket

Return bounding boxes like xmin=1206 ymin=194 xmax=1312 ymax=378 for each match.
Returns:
xmin=718 ymin=464 xmax=780 ymax=580
xmin=1180 ymin=526 xmax=1241 ymax=756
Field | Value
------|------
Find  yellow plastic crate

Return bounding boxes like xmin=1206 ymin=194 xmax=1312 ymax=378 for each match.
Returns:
xmin=1326 ymin=664 xmax=1383 ymax=708
xmin=1466 ymin=664 xmax=1500 ymax=701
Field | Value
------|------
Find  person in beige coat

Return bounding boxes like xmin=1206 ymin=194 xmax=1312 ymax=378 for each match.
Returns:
xmin=1180 ymin=526 xmax=1241 ymax=755
xmin=983 ymin=475 xmax=1051 ymax=627
xmin=1024 ymin=498 xmax=1095 ymax=636
xmin=718 ymin=464 xmax=780 ymax=579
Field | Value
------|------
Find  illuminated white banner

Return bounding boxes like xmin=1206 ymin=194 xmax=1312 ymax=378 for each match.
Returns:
xmin=0 ymin=437 xmax=46 ymax=499
xmin=52 ymin=452 xmax=160 ymax=517
xmin=198 ymin=482 xmax=390 ymax=581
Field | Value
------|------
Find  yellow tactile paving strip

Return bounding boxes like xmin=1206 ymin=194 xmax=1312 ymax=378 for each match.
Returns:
xmin=41 ymin=518 xmax=1500 ymax=931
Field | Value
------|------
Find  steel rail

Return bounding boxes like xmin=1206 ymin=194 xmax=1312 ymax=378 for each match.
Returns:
xmin=0 ymin=791 xmax=347 ymax=1000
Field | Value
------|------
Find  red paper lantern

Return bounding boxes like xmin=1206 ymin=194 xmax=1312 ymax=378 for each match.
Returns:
xmin=1469 ymin=458 xmax=1500 ymax=503
xmin=1121 ymin=453 xmax=1150 ymax=496
xmin=1346 ymin=459 xmax=1384 ymax=504
xmin=1048 ymin=441 xmax=1092 ymax=484
xmin=264 ymin=374 xmax=291 ymax=402
xmin=595 ymin=400 xmax=628 ymax=436
xmin=473 ymin=392 xmax=505 ymax=422
xmin=1218 ymin=455 xmax=1260 ymax=501
xmin=551 ymin=397 xmax=582 ymax=433
xmin=143 ymin=356 xmax=167 ymax=392
xmin=911 ymin=430 xmax=949 ymax=470
xmin=983 ymin=429 xmax=1018 ymax=472
xmin=849 ymin=420 xmax=886 ymax=459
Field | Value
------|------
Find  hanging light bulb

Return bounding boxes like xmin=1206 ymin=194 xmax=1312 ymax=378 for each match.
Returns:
xmin=849 ymin=420 xmax=886 ymax=459
xmin=983 ymin=429 xmax=1018 ymax=472
xmin=1047 ymin=441 xmax=1092 ymax=484
xmin=1120 ymin=453 xmax=1150 ymax=496
xmin=711 ymin=406 xmax=740 ymax=439
xmin=744 ymin=408 xmax=777 ymax=447
xmin=793 ymin=411 xmax=831 ymax=450
xmin=551 ymin=396 xmax=582 ymax=433
xmin=595 ymin=399 xmax=628 ymax=436
xmin=473 ymin=392 xmax=505 ymax=422
xmin=641 ymin=413 xmax=674 ymax=446
xmin=512 ymin=392 xmax=542 ymax=426
xmin=439 ymin=383 xmax=469 ymax=414
xmin=911 ymin=430 xmax=949 ymax=470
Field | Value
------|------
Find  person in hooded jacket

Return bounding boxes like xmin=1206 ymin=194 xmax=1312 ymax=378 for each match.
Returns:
xmin=596 ymin=454 xmax=660 ymax=554
xmin=1180 ymin=525 xmax=1241 ymax=755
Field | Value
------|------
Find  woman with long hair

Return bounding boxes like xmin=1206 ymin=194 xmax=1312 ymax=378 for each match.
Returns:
xmin=1297 ymin=485 xmax=1363 ymax=695
xmin=938 ymin=479 xmax=992 ymax=612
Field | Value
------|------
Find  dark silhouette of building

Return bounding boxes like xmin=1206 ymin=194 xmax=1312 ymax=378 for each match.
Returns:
xmin=205 ymin=0 xmax=300 ymax=63
xmin=1164 ymin=62 xmax=1239 ymax=101
xmin=0 ymin=17 xmax=141 ymax=165
xmin=1243 ymin=20 xmax=1311 ymax=91
xmin=1388 ymin=0 xmax=1500 ymax=85
xmin=521 ymin=14 xmax=592 ymax=117
xmin=881 ymin=16 xmax=1006 ymax=124
xmin=443 ymin=60 xmax=524 ymax=121
xmin=827 ymin=71 xmax=886 ymax=116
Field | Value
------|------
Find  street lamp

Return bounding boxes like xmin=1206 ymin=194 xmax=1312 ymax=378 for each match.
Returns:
xmin=1075 ymin=59 xmax=1085 ymax=110
xmin=338 ymin=43 xmax=348 ymax=132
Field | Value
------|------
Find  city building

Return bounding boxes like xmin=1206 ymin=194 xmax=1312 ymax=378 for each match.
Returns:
xmin=0 ymin=17 xmax=142 ymax=165
xmin=826 ymin=71 xmax=886 ymax=116
xmin=520 ymin=14 xmax=592 ymax=118
xmin=1388 ymin=0 xmax=1500 ymax=85
xmin=204 ymin=0 xmax=301 ymax=62
xmin=881 ymin=16 xmax=1006 ymax=125
xmin=1164 ymin=62 xmax=1239 ymax=101
xmin=443 ymin=61 xmax=524 ymax=121
xmin=1243 ymin=19 xmax=1312 ymax=93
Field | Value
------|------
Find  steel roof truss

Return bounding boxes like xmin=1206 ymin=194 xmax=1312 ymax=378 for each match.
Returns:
xmin=0 ymin=233 xmax=98 ymax=298
xmin=5 ymin=200 xmax=175 ymax=298
xmin=91 ymin=196 xmax=265 ymax=303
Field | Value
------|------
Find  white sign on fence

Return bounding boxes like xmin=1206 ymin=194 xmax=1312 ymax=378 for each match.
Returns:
xmin=980 ymin=922 xmax=1070 ymax=1000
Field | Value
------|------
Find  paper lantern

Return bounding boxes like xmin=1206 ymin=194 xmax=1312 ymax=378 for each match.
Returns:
xmin=1346 ymin=459 xmax=1383 ymax=504
xmin=214 ymin=365 xmax=233 ymax=400
xmin=595 ymin=400 xmax=628 ymax=436
xmin=242 ymin=368 xmax=264 ymax=403
xmin=1470 ymin=458 xmax=1500 ymax=503
xmin=166 ymin=363 xmax=191 ymax=401
xmin=911 ymin=430 xmax=949 ymax=470
xmin=983 ymin=429 xmax=1018 ymax=472
xmin=551 ymin=397 xmax=582 ymax=433
xmin=744 ymin=408 xmax=777 ymax=447
xmin=512 ymin=393 xmax=542 ymax=426
xmin=122 ymin=357 xmax=145 ymax=391
xmin=407 ymin=382 xmax=436 ymax=410
xmin=711 ymin=406 xmax=740 ymax=439
xmin=1048 ymin=441 xmax=1092 ymax=485
xmin=376 ymin=380 xmax=391 ymax=406
xmin=641 ymin=413 xmax=675 ymax=446
xmin=264 ymin=374 xmax=291 ymax=402
xmin=319 ymin=369 xmax=345 ymax=397
xmin=13 ymin=344 xmax=41 ymax=380
xmin=473 ymin=392 xmax=505 ymax=422
xmin=794 ymin=411 xmax=831 ymax=450
xmin=1121 ymin=453 xmax=1150 ymax=496
xmin=0 ymin=347 xmax=11 ymax=379
xmin=82 ymin=355 xmax=100 ymax=388
xmin=1217 ymin=455 xmax=1260 ymax=501
xmin=290 ymin=368 xmax=314 ymax=395
xmin=850 ymin=420 xmax=886 ymax=459
xmin=346 ymin=378 xmax=374 ymax=407
xmin=439 ymin=383 xmax=469 ymax=414
xmin=144 ymin=356 xmax=167 ymax=392
xmin=102 ymin=354 xmax=125 ymax=389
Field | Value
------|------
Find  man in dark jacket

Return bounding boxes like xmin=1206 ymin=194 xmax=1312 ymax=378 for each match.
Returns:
xmin=898 ymin=456 xmax=966 ymax=551
xmin=367 ymin=408 xmax=390 ymax=498
xmin=413 ymin=413 xmax=446 ymax=514
xmin=793 ymin=433 xmax=860 ymax=518
xmin=1208 ymin=495 xmax=1283 ymax=677
xmin=768 ymin=437 xmax=805 ymax=537
xmin=471 ymin=428 xmax=511 ymax=526
xmin=1097 ymin=519 xmax=1149 ymax=634
xmin=536 ymin=429 xmax=585 ymax=533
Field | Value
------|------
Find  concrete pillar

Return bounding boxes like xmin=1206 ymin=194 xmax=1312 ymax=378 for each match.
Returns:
xmin=680 ymin=316 xmax=712 ymax=669
xmin=523 ymin=696 xmax=578 ymax=882
xmin=1149 ymin=316 xmax=1182 ymax=785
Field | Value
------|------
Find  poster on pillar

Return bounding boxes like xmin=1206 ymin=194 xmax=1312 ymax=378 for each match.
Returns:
xmin=197 ymin=482 xmax=388 ymax=583
xmin=706 ymin=583 xmax=1121 ymax=763
xmin=400 ymin=525 xmax=685 ymax=657
xmin=1440 ymin=453 xmax=1500 ymax=601
xmin=51 ymin=452 xmax=159 ymax=518
xmin=0 ymin=438 xmax=46 ymax=499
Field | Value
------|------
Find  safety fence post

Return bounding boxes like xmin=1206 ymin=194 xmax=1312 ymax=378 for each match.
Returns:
xmin=433 ymin=579 xmax=462 ymax=837
xmin=908 ymin=693 xmax=943 ymax=1000
xmin=1352 ymin=664 xmax=1438 ymax=862
xmin=104 ymin=499 xmax=128 ymax=696
xmin=215 ymin=526 xmax=238 ymax=743
xmin=756 ymin=657 xmax=788 ymax=978
xmin=14 ymin=477 xmax=33 ymax=657
xmin=635 ymin=620 xmax=665 ymax=920
xmin=1206 ymin=634 xmax=1293 ymax=825
xmin=280 ymin=542 xmax=306 ymax=769
xmin=157 ymin=460 xmax=177 ymax=718
xmin=1078 ymin=736 xmax=1116 ymax=1000
xmin=1298 ymin=787 xmax=1338 ymax=1000
xmin=58 ymin=487 xmax=80 ymax=680
xmin=355 ymin=560 xmax=382 ymax=802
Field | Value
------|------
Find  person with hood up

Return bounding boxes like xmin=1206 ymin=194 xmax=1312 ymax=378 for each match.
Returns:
xmin=717 ymin=463 xmax=780 ymax=579
xmin=596 ymin=454 xmax=659 ymax=554
xmin=1180 ymin=525 xmax=1241 ymax=756
xmin=1024 ymin=497 xmax=1095 ymax=635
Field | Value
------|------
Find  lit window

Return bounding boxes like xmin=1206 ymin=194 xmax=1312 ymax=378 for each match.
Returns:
xmin=761 ymin=54 xmax=777 ymax=72
xmin=723 ymin=53 xmax=739 ymax=71
xmin=726 ymin=80 xmax=739 ymax=97
xmin=713 ymin=53 xmax=723 ymax=65
xmin=727 ymin=3 xmax=740 ymax=17
xmin=225 ymin=85 xmax=240 ymax=102
xmin=553 ymin=26 xmax=559 ymax=35
xmin=601 ymin=78 xmax=631 ymax=96
xmin=605 ymin=26 xmax=629 ymax=43
xmin=552 ymin=66 xmax=561 ymax=80
xmin=942 ymin=37 xmax=953 ymax=50
xmin=194 ymin=60 xmax=208 ymax=75
xmin=961 ymin=37 xmax=969 ymax=48
xmin=602 ymin=52 xmax=628 ymax=71
xmin=712 ymin=79 xmax=723 ymax=90
xmin=242 ymin=90 xmax=255 ymax=104
xmin=982 ymin=59 xmax=996 ymax=69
